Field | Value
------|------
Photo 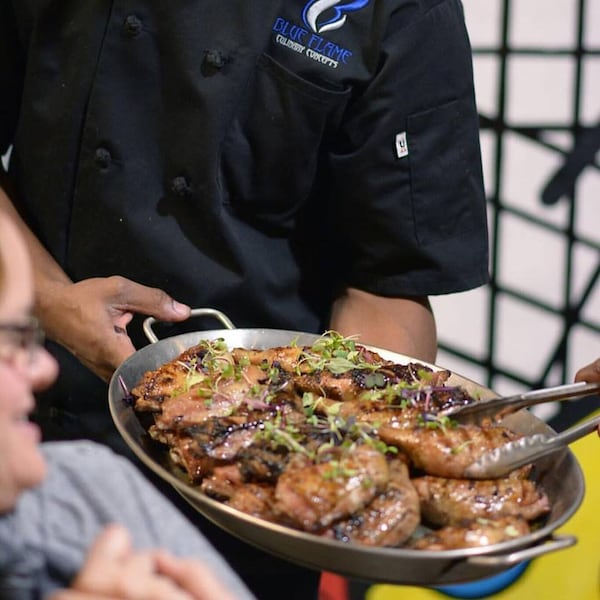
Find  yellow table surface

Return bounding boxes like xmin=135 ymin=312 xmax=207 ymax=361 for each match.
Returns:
xmin=367 ymin=426 xmax=600 ymax=600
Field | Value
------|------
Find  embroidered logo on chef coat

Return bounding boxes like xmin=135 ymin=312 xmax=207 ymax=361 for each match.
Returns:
xmin=272 ymin=0 xmax=369 ymax=69
xmin=302 ymin=0 xmax=370 ymax=34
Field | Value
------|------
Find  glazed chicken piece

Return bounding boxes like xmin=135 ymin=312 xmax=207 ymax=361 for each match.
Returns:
xmin=337 ymin=399 xmax=423 ymax=430
xmin=237 ymin=446 xmax=291 ymax=484
xmin=157 ymin=415 xmax=266 ymax=482
xmin=226 ymin=483 xmax=280 ymax=523
xmin=162 ymin=430 xmax=220 ymax=483
xmin=199 ymin=459 xmax=280 ymax=524
xmin=413 ymin=475 xmax=550 ymax=526
xmin=153 ymin=367 xmax=298 ymax=432
xmin=306 ymin=378 xmax=479 ymax=436
xmin=298 ymin=341 xmax=391 ymax=371
xmin=181 ymin=417 xmax=265 ymax=460
xmin=325 ymin=458 xmax=420 ymax=547
xmin=231 ymin=346 xmax=305 ymax=373
xmin=378 ymin=422 xmax=523 ymax=479
xmin=200 ymin=444 xmax=292 ymax=501
xmin=274 ymin=446 xmax=390 ymax=531
xmin=293 ymin=362 xmax=453 ymax=404
xmin=310 ymin=393 xmax=462 ymax=434
xmin=151 ymin=391 xmax=244 ymax=435
xmin=201 ymin=464 xmax=244 ymax=500
xmin=131 ymin=343 xmax=212 ymax=412
xmin=150 ymin=361 xmax=274 ymax=433
xmin=292 ymin=365 xmax=407 ymax=402
xmin=158 ymin=398 xmax=306 ymax=482
xmin=230 ymin=341 xmax=388 ymax=377
xmin=411 ymin=516 xmax=531 ymax=550
xmin=293 ymin=369 xmax=379 ymax=402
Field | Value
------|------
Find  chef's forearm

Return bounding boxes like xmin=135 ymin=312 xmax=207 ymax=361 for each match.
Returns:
xmin=329 ymin=287 xmax=437 ymax=363
xmin=0 ymin=175 xmax=72 ymax=310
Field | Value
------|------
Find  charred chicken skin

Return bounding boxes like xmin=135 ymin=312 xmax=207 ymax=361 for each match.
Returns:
xmin=325 ymin=458 xmax=420 ymax=547
xmin=411 ymin=516 xmax=531 ymax=550
xmin=413 ymin=475 xmax=550 ymax=526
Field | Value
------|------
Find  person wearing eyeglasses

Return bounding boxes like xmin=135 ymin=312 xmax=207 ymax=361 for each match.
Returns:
xmin=0 ymin=210 xmax=254 ymax=599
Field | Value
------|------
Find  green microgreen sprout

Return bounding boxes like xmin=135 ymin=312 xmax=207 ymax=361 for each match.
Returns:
xmin=321 ymin=459 xmax=358 ymax=481
xmin=172 ymin=358 xmax=209 ymax=395
xmin=302 ymin=392 xmax=342 ymax=418
xmin=295 ymin=331 xmax=382 ymax=374
xmin=254 ymin=419 xmax=310 ymax=456
xmin=450 ymin=440 xmax=473 ymax=454
xmin=417 ymin=412 xmax=457 ymax=432
xmin=359 ymin=380 xmax=421 ymax=405
xmin=363 ymin=372 xmax=387 ymax=389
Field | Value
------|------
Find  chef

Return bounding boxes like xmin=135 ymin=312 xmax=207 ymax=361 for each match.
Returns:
xmin=0 ymin=1 xmax=489 ymax=598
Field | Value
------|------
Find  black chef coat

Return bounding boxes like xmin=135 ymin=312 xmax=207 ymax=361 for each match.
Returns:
xmin=0 ymin=1 xmax=488 ymax=596
xmin=1 ymin=0 xmax=488 ymax=333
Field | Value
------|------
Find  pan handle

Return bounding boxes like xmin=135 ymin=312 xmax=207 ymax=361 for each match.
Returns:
xmin=143 ymin=308 xmax=237 ymax=344
xmin=466 ymin=534 xmax=576 ymax=567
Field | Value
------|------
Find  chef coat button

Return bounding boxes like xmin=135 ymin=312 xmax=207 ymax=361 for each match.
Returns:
xmin=94 ymin=147 xmax=112 ymax=169
xmin=123 ymin=15 xmax=143 ymax=37
xmin=171 ymin=176 xmax=191 ymax=197
xmin=203 ymin=49 xmax=228 ymax=69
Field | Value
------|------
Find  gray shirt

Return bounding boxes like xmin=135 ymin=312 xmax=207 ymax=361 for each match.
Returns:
xmin=0 ymin=441 xmax=255 ymax=599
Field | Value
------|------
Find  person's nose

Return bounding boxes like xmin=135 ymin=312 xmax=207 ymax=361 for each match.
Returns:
xmin=27 ymin=347 xmax=59 ymax=392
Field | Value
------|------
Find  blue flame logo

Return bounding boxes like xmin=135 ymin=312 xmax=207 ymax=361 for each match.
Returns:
xmin=302 ymin=0 xmax=370 ymax=34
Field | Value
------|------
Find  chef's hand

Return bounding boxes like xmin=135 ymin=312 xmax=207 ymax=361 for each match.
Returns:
xmin=47 ymin=524 xmax=236 ymax=600
xmin=573 ymin=358 xmax=600 ymax=436
xmin=38 ymin=276 xmax=190 ymax=381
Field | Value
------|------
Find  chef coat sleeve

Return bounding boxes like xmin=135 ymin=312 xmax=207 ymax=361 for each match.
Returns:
xmin=329 ymin=0 xmax=489 ymax=297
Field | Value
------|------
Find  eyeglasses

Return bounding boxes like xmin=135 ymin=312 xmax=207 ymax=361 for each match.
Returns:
xmin=0 ymin=316 xmax=46 ymax=368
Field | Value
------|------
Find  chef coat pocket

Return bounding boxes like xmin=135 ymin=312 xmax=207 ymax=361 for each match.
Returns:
xmin=407 ymin=98 xmax=483 ymax=246
xmin=219 ymin=53 xmax=350 ymax=231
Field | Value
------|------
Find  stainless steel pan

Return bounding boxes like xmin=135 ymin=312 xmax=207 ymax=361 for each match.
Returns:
xmin=108 ymin=309 xmax=584 ymax=586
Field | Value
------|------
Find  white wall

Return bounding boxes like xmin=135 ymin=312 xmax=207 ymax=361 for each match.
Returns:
xmin=433 ymin=0 xmax=600 ymax=401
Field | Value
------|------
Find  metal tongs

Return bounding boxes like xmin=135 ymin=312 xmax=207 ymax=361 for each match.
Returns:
xmin=439 ymin=381 xmax=600 ymax=479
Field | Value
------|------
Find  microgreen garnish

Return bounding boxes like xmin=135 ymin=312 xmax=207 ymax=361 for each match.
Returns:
xmin=295 ymin=331 xmax=382 ymax=374
xmin=417 ymin=412 xmax=457 ymax=431
xmin=254 ymin=419 xmax=310 ymax=456
xmin=450 ymin=440 xmax=473 ymax=454
xmin=322 ymin=459 xmax=359 ymax=481
xmin=299 ymin=392 xmax=399 ymax=456
xmin=363 ymin=372 xmax=387 ymax=389
xmin=504 ymin=525 xmax=520 ymax=537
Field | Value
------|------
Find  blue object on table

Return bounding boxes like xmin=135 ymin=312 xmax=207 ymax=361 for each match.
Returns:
xmin=434 ymin=562 xmax=530 ymax=599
